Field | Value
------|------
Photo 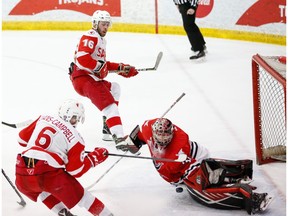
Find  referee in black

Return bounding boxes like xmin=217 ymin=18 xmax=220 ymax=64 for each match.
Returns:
xmin=173 ymin=0 xmax=206 ymax=60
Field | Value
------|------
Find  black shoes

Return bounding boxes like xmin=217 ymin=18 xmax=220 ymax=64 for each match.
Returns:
xmin=189 ymin=50 xmax=205 ymax=60
xmin=190 ymin=45 xmax=207 ymax=60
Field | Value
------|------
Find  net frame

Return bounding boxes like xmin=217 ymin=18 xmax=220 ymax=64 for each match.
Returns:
xmin=252 ymin=54 xmax=286 ymax=165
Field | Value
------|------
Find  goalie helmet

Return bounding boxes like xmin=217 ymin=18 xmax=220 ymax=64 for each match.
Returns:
xmin=58 ymin=99 xmax=85 ymax=128
xmin=152 ymin=118 xmax=174 ymax=147
xmin=92 ymin=10 xmax=112 ymax=29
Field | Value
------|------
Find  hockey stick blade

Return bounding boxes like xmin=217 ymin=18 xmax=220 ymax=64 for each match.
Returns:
xmin=2 ymin=169 xmax=26 ymax=207
xmin=109 ymin=51 xmax=163 ymax=73
xmin=2 ymin=120 xmax=33 ymax=128
xmin=137 ymin=51 xmax=163 ymax=71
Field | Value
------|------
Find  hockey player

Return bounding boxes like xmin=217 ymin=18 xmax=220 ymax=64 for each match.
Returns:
xmin=119 ymin=118 xmax=272 ymax=215
xmin=15 ymin=99 xmax=113 ymax=216
xmin=68 ymin=10 xmax=138 ymax=149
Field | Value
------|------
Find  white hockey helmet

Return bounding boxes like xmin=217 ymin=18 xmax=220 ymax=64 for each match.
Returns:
xmin=58 ymin=99 xmax=85 ymax=127
xmin=92 ymin=10 xmax=112 ymax=28
xmin=152 ymin=118 xmax=174 ymax=147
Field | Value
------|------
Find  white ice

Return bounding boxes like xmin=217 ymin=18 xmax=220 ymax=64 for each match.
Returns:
xmin=1 ymin=31 xmax=286 ymax=216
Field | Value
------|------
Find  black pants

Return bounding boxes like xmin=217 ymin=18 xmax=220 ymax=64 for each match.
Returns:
xmin=178 ymin=4 xmax=206 ymax=52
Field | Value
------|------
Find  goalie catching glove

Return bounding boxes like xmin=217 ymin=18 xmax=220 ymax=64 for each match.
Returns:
xmin=86 ymin=147 xmax=109 ymax=167
xmin=114 ymin=135 xmax=141 ymax=154
xmin=117 ymin=63 xmax=138 ymax=78
xmin=114 ymin=125 xmax=143 ymax=154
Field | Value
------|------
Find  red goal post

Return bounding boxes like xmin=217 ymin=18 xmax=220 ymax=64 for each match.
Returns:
xmin=252 ymin=54 xmax=286 ymax=165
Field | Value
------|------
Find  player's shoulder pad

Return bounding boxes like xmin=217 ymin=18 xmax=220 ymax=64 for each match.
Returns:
xmin=85 ymin=29 xmax=98 ymax=37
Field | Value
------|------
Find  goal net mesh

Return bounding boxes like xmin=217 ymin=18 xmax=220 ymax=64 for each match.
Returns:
xmin=252 ymin=54 xmax=286 ymax=165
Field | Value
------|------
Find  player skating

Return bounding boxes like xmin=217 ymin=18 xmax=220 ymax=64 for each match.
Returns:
xmin=68 ymin=10 xmax=138 ymax=149
xmin=15 ymin=99 xmax=113 ymax=216
xmin=120 ymin=118 xmax=272 ymax=215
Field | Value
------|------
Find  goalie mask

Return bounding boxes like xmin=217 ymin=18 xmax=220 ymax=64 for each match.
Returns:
xmin=92 ymin=10 xmax=112 ymax=29
xmin=58 ymin=99 xmax=85 ymax=128
xmin=152 ymin=118 xmax=174 ymax=147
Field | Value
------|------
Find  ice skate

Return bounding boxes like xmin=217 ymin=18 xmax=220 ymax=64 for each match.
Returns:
xmin=58 ymin=208 xmax=76 ymax=216
xmin=102 ymin=116 xmax=113 ymax=141
xmin=251 ymin=193 xmax=273 ymax=214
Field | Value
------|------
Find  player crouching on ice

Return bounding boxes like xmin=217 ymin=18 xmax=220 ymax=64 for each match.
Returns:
xmin=15 ymin=99 xmax=113 ymax=216
xmin=119 ymin=118 xmax=272 ymax=215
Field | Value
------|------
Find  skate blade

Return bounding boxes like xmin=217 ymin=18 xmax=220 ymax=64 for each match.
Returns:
xmin=260 ymin=196 xmax=273 ymax=212
xmin=102 ymin=134 xmax=114 ymax=141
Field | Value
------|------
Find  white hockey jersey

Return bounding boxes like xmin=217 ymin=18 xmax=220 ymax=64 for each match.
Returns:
xmin=18 ymin=115 xmax=91 ymax=177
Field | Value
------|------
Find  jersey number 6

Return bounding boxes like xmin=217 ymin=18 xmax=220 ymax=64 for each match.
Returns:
xmin=35 ymin=126 xmax=57 ymax=149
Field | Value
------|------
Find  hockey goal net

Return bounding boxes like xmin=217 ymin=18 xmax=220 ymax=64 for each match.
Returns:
xmin=252 ymin=54 xmax=286 ymax=165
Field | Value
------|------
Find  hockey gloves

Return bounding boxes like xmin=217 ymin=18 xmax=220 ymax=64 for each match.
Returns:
xmin=93 ymin=60 xmax=109 ymax=79
xmin=117 ymin=63 xmax=138 ymax=78
xmin=87 ymin=147 xmax=109 ymax=167
xmin=115 ymin=136 xmax=141 ymax=154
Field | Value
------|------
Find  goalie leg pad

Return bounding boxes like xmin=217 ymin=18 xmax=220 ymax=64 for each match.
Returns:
xmin=185 ymin=180 xmax=254 ymax=212
xmin=206 ymin=158 xmax=253 ymax=183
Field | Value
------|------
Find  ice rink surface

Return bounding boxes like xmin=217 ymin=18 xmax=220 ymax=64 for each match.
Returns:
xmin=1 ymin=30 xmax=286 ymax=215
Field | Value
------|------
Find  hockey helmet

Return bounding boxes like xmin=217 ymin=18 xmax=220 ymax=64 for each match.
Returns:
xmin=92 ymin=10 xmax=112 ymax=29
xmin=58 ymin=99 xmax=85 ymax=127
xmin=152 ymin=118 xmax=174 ymax=147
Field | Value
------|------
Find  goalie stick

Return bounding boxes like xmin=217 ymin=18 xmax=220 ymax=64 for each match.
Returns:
xmin=105 ymin=152 xmax=187 ymax=162
xmin=2 ymin=120 xmax=33 ymax=128
xmin=160 ymin=92 xmax=185 ymax=118
xmin=2 ymin=168 xmax=26 ymax=207
xmin=85 ymin=152 xmax=187 ymax=191
xmin=110 ymin=51 xmax=163 ymax=73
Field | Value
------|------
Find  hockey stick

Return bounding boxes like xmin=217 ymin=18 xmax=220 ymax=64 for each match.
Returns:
xmin=2 ymin=120 xmax=33 ymax=128
xmin=160 ymin=92 xmax=186 ymax=118
xmin=137 ymin=51 xmax=163 ymax=71
xmin=85 ymin=152 xmax=126 ymax=191
xmin=110 ymin=51 xmax=163 ymax=73
xmin=2 ymin=168 xmax=26 ymax=207
xmin=105 ymin=152 xmax=187 ymax=162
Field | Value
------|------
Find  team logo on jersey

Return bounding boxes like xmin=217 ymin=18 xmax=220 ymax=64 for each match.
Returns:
xmin=236 ymin=0 xmax=286 ymax=26
xmin=26 ymin=168 xmax=34 ymax=175
xmin=9 ymin=0 xmax=121 ymax=16
xmin=88 ymin=30 xmax=96 ymax=35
